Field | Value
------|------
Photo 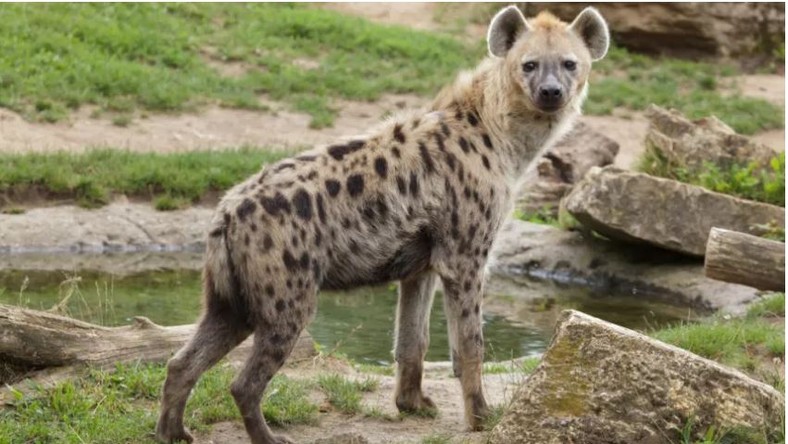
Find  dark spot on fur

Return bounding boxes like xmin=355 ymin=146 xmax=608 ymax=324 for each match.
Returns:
xmin=409 ymin=172 xmax=419 ymax=196
xmin=440 ymin=122 xmax=451 ymax=137
xmin=393 ymin=124 xmax=406 ymax=143
xmin=209 ymin=227 xmax=224 ymax=238
xmin=392 ymin=147 xmax=401 ymax=158
xmin=374 ymin=156 xmax=388 ymax=178
xmin=346 ymin=174 xmax=365 ymax=197
xmin=275 ymin=299 xmax=286 ymax=312
xmin=283 ymin=250 xmax=299 ymax=271
xmin=297 ymin=155 xmax=317 ymax=162
xmin=396 ymin=176 xmax=407 ymax=195
xmin=482 ymin=134 xmax=493 ymax=150
xmin=459 ymin=137 xmax=469 ymax=153
xmin=444 ymin=152 xmax=456 ymax=171
xmin=261 ymin=193 xmax=291 ymax=216
xmin=474 ymin=303 xmax=480 ymax=314
xmin=327 ymin=140 xmax=365 ymax=160
xmin=244 ymin=233 xmax=250 ymax=246
xmin=481 ymin=155 xmax=491 ymax=170
xmin=299 ymin=252 xmax=310 ymax=269
xmin=325 ymin=179 xmax=341 ymax=197
xmin=273 ymin=162 xmax=295 ymax=173
xmin=316 ymin=193 xmax=327 ymax=224
xmin=461 ymin=308 xmax=470 ymax=318
xmin=349 ymin=239 xmax=360 ymax=253
xmin=236 ymin=198 xmax=257 ymax=221
xmin=463 ymin=280 xmax=472 ymax=292
xmin=292 ymin=188 xmax=312 ymax=221
xmin=455 ymin=109 xmax=464 ymax=120
xmin=467 ymin=112 xmax=478 ymax=126
xmin=418 ymin=142 xmax=435 ymax=173
xmin=265 ymin=285 xmax=275 ymax=297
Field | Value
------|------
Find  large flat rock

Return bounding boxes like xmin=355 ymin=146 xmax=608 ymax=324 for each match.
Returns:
xmin=491 ymin=220 xmax=758 ymax=313
xmin=563 ymin=166 xmax=785 ymax=256
xmin=488 ymin=310 xmax=784 ymax=444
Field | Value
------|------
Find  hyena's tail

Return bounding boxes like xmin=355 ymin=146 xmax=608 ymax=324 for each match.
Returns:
xmin=201 ymin=212 xmax=252 ymax=326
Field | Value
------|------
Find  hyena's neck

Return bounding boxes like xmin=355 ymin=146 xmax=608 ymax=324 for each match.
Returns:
xmin=433 ymin=58 xmax=581 ymax=189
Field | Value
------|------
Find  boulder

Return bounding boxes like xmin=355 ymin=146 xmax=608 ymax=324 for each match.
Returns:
xmin=518 ymin=122 xmax=619 ymax=217
xmin=644 ymin=105 xmax=778 ymax=172
xmin=488 ymin=310 xmax=784 ymax=444
xmin=521 ymin=3 xmax=784 ymax=62
xmin=490 ymin=220 xmax=759 ymax=313
xmin=562 ymin=166 xmax=785 ymax=256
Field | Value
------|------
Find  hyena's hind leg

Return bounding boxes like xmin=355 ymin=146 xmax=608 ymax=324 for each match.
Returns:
xmin=156 ymin=305 xmax=251 ymax=443
xmin=394 ymin=271 xmax=439 ymax=413
xmin=230 ymin=315 xmax=311 ymax=444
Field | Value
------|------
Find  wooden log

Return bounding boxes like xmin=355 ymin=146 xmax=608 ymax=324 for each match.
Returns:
xmin=704 ymin=227 xmax=785 ymax=291
xmin=0 ymin=304 xmax=316 ymax=370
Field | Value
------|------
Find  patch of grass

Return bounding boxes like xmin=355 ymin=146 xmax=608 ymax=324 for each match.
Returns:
xmin=653 ymin=318 xmax=782 ymax=367
xmin=482 ymin=404 xmax=507 ymax=432
xmin=588 ymin=46 xmax=784 ymax=134
xmin=513 ymin=208 xmax=559 ymax=227
xmin=520 ymin=356 xmax=541 ymax=375
xmin=421 ymin=433 xmax=452 ymax=444
xmin=0 ymin=4 xmax=479 ymax=127
xmin=747 ymin=293 xmax=785 ymax=319
xmin=316 ymin=373 xmax=378 ymax=415
xmin=0 ymin=148 xmax=291 ymax=209
xmin=363 ymin=406 xmax=399 ymax=422
xmin=1 ymin=206 xmax=25 ymax=215
xmin=679 ymin=416 xmax=785 ymax=444
xmin=354 ymin=362 xmax=395 ymax=377
xmin=638 ymin=149 xmax=785 ymax=207
xmin=153 ymin=194 xmax=191 ymax=211
xmin=0 ymin=362 xmax=317 ymax=442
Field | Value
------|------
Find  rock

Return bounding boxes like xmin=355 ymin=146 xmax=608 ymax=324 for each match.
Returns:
xmin=563 ymin=166 xmax=785 ymax=256
xmin=490 ymin=220 xmax=759 ymax=313
xmin=518 ymin=122 xmax=619 ymax=216
xmin=644 ymin=105 xmax=778 ymax=172
xmin=522 ymin=3 xmax=784 ymax=62
xmin=488 ymin=310 xmax=784 ymax=444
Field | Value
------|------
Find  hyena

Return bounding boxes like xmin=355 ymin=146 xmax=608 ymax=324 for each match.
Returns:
xmin=157 ymin=6 xmax=608 ymax=443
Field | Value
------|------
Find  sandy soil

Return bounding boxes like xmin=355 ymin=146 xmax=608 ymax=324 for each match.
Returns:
xmin=197 ymin=358 xmax=524 ymax=444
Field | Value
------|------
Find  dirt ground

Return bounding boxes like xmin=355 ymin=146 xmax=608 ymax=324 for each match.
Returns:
xmin=198 ymin=357 xmax=524 ymax=444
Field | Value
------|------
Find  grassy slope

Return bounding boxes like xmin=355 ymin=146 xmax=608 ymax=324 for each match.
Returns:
xmin=0 ymin=148 xmax=292 ymax=209
xmin=0 ymin=3 xmax=479 ymax=128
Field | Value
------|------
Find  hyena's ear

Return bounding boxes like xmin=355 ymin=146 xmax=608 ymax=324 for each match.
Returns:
xmin=568 ymin=7 xmax=610 ymax=61
xmin=487 ymin=6 xmax=529 ymax=58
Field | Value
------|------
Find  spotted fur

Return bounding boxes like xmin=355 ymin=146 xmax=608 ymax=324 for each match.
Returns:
xmin=157 ymin=6 xmax=608 ymax=443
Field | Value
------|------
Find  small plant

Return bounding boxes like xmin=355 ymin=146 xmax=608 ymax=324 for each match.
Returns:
xmin=520 ymin=356 xmax=541 ymax=375
xmin=1 ymin=206 xmax=25 ymax=215
xmin=154 ymin=194 xmax=190 ymax=211
xmin=747 ymin=293 xmax=785 ymax=318
xmin=638 ymin=149 xmax=785 ymax=207
xmin=317 ymin=373 xmax=378 ymax=415
xmin=513 ymin=208 xmax=559 ymax=226
xmin=421 ymin=433 xmax=452 ymax=444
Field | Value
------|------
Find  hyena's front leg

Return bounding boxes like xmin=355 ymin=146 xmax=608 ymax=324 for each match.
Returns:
xmin=440 ymin=270 xmax=489 ymax=431
xmin=394 ymin=271 xmax=439 ymax=414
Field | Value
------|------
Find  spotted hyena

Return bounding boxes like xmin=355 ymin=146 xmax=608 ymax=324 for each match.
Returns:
xmin=157 ymin=6 xmax=609 ymax=444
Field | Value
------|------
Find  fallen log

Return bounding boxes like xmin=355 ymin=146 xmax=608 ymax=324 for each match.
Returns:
xmin=0 ymin=304 xmax=316 ymax=377
xmin=704 ymin=227 xmax=785 ymax=291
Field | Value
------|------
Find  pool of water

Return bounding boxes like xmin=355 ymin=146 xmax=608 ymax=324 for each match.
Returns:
xmin=0 ymin=265 xmax=695 ymax=365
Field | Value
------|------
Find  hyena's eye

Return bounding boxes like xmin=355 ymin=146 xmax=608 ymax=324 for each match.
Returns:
xmin=563 ymin=60 xmax=577 ymax=71
xmin=522 ymin=61 xmax=537 ymax=73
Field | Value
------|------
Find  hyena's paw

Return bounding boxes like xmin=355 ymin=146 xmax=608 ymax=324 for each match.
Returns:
xmin=396 ymin=392 xmax=438 ymax=417
xmin=155 ymin=420 xmax=194 ymax=444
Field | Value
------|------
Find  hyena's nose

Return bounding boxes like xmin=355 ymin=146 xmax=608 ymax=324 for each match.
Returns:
xmin=538 ymin=85 xmax=563 ymax=100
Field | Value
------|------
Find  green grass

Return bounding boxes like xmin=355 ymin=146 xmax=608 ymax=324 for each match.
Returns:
xmin=588 ymin=46 xmax=784 ymax=135
xmin=316 ymin=373 xmax=379 ymax=415
xmin=747 ymin=293 xmax=786 ymax=319
xmin=355 ymin=362 xmax=395 ymax=377
xmin=638 ymin=149 xmax=785 ymax=207
xmin=679 ymin=417 xmax=785 ymax=444
xmin=652 ymin=318 xmax=783 ymax=370
xmin=0 ymin=3 xmax=479 ymax=128
xmin=513 ymin=208 xmax=559 ymax=227
xmin=421 ymin=433 xmax=452 ymax=444
xmin=0 ymin=362 xmax=317 ymax=443
xmin=0 ymin=148 xmax=292 ymax=209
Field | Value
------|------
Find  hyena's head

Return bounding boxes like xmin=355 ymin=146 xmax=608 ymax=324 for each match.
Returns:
xmin=487 ymin=6 xmax=609 ymax=114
